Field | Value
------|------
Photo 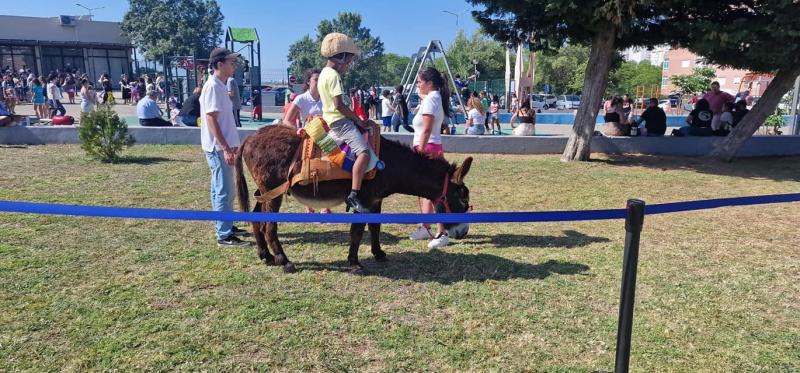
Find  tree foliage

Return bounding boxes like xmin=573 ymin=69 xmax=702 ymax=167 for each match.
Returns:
xmin=442 ymin=30 xmax=506 ymax=80
xmin=470 ymin=0 xmax=681 ymax=161
xmin=669 ymin=67 xmax=716 ymax=96
xmin=534 ymin=45 xmax=590 ymax=94
xmin=287 ymin=12 xmax=384 ymax=88
xmin=671 ymin=0 xmax=800 ymax=160
xmin=607 ymin=61 xmax=664 ymax=96
xmin=381 ymin=53 xmax=410 ymax=87
xmin=121 ymin=0 xmax=223 ymax=60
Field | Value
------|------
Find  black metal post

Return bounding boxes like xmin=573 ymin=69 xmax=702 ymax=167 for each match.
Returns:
xmin=614 ymin=199 xmax=645 ymax=373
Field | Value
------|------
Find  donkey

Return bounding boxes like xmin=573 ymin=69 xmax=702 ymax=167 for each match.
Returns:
xmin=234 ymin=124 xmax=473 ymax=273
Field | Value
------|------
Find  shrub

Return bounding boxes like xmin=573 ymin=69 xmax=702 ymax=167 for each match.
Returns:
xmin=763 ymin=108 xmax=786 ymax=135
xmin=78 ymin=104 xmax=135 ymax=161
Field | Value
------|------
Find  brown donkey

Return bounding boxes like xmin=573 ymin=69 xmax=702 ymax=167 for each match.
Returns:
xmin=235 ymin=125 xmax=473 ymax=273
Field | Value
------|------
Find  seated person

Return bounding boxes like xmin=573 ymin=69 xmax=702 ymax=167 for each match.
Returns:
xmin=731 ymin=100 xmax=749 ymax=128
xmin=675 ymin=98 xmax=713 ymax=136
xmin=179 ymin=87 xmax=202 ymax=126
xmin=713 ymin=101 xmax=734 ymax=136
xmin=602 ymin=96 xmax=631 ymax=136
xmin=633 ymin=98 xmax=666 ymax=136
xmin=510 ymin=101 xmax=536 ymax=136
xmin=464 ymin=97 xmax=486 ymax=135
xmin=136 ymin=88 xmax=171 ymax=126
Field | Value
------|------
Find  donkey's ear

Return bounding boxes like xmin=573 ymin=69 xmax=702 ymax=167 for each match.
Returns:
xmin=452 ymin=157 xmax=473 ymax=184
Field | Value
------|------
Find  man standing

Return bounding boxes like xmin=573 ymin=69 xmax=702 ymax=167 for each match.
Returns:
xmin=227 ymin=75 xmax=242 ymax=127
xmin=703 ymin=81 xmax=734 ymax=131
xmin=201 ymin=48 xmax=249 ymax=246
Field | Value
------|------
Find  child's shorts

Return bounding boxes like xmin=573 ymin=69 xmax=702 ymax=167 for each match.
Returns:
xmin=329 ymin=118 xmax=370 ymax=156
xmin=382 ymin=116 xmax=392 ymax=127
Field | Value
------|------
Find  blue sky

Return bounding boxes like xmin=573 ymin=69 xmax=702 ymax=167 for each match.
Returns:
xmin=3 ymin=0 xmax=482 ymax=78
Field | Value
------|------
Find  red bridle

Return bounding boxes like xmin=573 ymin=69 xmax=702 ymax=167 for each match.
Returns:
xmin=419 ymin=173 xmax=472 ymax=215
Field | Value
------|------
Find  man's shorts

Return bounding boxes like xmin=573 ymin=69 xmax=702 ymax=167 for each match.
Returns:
xmin=329 ymin=118 xmax=370 ymax=156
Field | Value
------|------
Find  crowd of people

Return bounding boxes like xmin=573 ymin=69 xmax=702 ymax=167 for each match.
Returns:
xmin=600 ymin=81 xmax=751 ymax=137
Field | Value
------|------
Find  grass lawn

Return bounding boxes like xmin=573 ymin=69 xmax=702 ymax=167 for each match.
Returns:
xmin=1 ymin=144 xmax=799 ymax=372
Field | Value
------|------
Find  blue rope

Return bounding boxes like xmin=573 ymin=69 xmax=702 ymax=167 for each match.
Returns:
xmin=1 ymin=193 xmax=799 ymax=224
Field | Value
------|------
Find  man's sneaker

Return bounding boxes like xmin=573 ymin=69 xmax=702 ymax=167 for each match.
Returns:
xmin=409 ymin=225 xmax=433 ymax=240
xmin=231 ymin=226 xmax=251 ymax=237
xmin=427 ymin=234 xmax=449 ymax=249
xmin=217 ymin=235 xmax=250 ymax=247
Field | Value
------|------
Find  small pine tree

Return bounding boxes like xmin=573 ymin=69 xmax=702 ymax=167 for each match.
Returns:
xmin=78 ymin=104 xmax=135 ymax=162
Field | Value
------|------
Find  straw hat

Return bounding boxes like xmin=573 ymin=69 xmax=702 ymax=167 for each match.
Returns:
xmin=320 ymin=33 xmax=361 ymax=58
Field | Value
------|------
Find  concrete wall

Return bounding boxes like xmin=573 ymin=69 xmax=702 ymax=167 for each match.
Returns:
xmin=3 ymin=126 xmax=800 ymax=157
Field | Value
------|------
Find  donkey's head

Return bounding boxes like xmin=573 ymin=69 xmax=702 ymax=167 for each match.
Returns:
xmin=435 ymin=157 xmax=473 ymax=224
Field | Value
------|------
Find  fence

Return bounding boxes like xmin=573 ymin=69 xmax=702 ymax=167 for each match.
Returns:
xmin=2 ymin=192 xmax=799 ymax=372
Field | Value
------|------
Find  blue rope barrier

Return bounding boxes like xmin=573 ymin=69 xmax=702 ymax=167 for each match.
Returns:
xmin=1 ymin=193 xmax=799 ymax=224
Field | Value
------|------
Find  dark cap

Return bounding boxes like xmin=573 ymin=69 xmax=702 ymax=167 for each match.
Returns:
xmin=209 ymin=48 xmax=240 ymax=65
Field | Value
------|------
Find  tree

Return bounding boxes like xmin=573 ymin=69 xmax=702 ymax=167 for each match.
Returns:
xmin=121 ymin=0 xmax=223 ymax=61
xmin=471 ymin=0 xmax=681 ymax=161
xmin=442 ymin=30 xmax=507 ymax=80
xmin=608 ymin=61 xmax=664 ymax=96
xmin=669 ymin=67 xmax=716 ymax=96
xmin=286 ymin=12 xmax=384 ymax=88
xmin=381 ymin=53 xmax=410 ymax=87
xmin=672 ymin=1 xmax=800 ymax=161
xmin=78 ymin=105 xmax=135 ymax=162
xmin=534 ymin=44 xmax=590 ymax=94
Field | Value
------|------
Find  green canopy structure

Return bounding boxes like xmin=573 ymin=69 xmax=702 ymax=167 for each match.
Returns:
xmin=227 ymin=27 xmax=258 ymax=43
xmin=225 ymin=26 xmax=261 ymax=88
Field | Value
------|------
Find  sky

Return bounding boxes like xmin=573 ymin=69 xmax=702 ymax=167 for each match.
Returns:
xmin=3 ymin=0 xmax=482 ymax=79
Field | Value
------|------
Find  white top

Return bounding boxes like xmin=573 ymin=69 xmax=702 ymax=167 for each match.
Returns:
xmin=291 ymin=90 xmax=322 ymax=121
xmin=468 ymin=108 xmax=486 ymax=127
xmin=200 ymin=75 xmax=240 ymax=152
xmin=412 ymin=90 xmax=444 ymax=145
xmin=381 ymin=97 xmax=394 ymax=117
xmin=46 ymin=82 xmax=60 ymax=101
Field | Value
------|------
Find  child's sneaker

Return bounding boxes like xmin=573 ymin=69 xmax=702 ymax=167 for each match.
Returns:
xmin=409 ymin=225 xmax=433 ymax=240
xmin=427 ymin=234 xmax=449 ymax=249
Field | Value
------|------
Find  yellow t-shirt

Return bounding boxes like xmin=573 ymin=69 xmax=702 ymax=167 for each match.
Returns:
xmin=318 ymin=66 xmax=346 ymax=124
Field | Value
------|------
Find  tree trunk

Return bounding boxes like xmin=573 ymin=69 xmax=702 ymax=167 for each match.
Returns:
xmin=561 ymin=28 xmax=618 ymax=162
xmin=710 ymin=65 xmax=800 ymax=161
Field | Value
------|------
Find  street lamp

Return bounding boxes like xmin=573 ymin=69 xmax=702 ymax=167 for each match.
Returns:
xmin=442 ymin=10 xmax=459 ymax=27
xmin=75 ymin=3 xmax=104 ymax=18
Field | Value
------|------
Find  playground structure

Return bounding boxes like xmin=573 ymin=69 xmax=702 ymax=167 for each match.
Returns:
xmin=633 ymin=84 xmax=663 ymax=115
xmin=399 ymin=40 xmax=466 ymax=122
xmin=225 ymin=27 xmax=261 ymax=103
xmin=164 ymin=55 xmax=208 ymax=103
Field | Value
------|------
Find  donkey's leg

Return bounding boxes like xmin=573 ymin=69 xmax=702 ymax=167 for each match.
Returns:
xmin=368 ymin=200 xmax=387 ymax=262
xmin=348 ymin=222 xmax=367 ymax=273
xmin=264 ymin=196 xmax=296 ymax=273
xmin=251 ymin=201 xmax=276 ymax=265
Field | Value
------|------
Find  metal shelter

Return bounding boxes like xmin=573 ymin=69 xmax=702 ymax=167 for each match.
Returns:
xmin=399 ymin=40 xmax=466 ymax=124
xmin=225 ymin=27 xmax=261 ymax=99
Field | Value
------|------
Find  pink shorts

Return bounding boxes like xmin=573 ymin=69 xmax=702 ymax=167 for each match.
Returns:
xmin=414 ymin=143 xmax=444 ymax=158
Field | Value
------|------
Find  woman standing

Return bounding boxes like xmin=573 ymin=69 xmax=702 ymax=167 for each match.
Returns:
xmin=64 ymin=74 xmax=77 ymax=104
xmin=282 ymin=68 xmax=322 ymax=128
xmin=510 ymin=101 xmax=536 ymax=136
xmin=79 ymin=79 xmax=97 ymax=113
xmin=408 ymin=66 xmax=452 ymax=249
xmin=464 ymin=97 xmax=486 ymax=135
xmin=31 ymin=78 xmax=47 ymax=119
xmin=99 ymin=73 xmax=114 ymax=104
xmin=120 ymin=74 xmax=131 ymax=105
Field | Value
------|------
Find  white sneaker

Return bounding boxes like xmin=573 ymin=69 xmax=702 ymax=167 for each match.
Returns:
xmin=409 ymin=225 xmax=433 ymax=240
xmin=427 ymin=234 xmax=449 ymax=249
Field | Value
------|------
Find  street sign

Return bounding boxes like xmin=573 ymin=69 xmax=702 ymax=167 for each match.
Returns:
xmin=289 ymin=75 xmax=297 ymax=84
xmin=544 ymin=84 xmax=550 ymax=93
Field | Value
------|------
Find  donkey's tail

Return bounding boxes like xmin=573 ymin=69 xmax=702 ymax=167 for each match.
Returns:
xmin=235 ymin=138 xmax=250 ymax=214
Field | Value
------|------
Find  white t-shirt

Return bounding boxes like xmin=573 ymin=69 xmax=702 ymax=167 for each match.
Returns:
xmin=468 ymin=108 xmax=486 ymax=127
xmin=170 ymin=108 xmax=181 ymax=125
xmin=412 ymin=90 xmax=444 ymax=145
xmin=200 ymin=75 xmax=240 ymax=152
xmin=291 ymin=90 xmax=322 ymax=121
xmin=381 ymin=97 xmax=394 ymax=117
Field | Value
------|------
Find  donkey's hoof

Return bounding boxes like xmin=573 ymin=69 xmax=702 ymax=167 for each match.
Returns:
xmin=374 ymin=252 xmax=388 ymax=262
xmin=282 ymin=262 xmax=296 ymax=273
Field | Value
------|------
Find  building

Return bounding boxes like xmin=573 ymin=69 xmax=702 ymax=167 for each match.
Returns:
xmin=0 ymin=15 xmax=132 ymax=82
xmin=621 ymin=45 xmax=670 ymax=67
xmin=660 ymin=48 xmax=771 ymax=96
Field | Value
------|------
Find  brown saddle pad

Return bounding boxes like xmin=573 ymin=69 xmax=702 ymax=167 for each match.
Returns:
xmin=290 ymin=121 xmax=381 ymax=188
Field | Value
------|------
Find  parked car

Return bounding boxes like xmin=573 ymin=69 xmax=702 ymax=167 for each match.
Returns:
xmin=542 ymin=94 xmax=557 ymax=108
xmin=530 ymin=94 xmax=547 ymax=112
xmin=556 ymin=95 xmax=581 ymax=110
